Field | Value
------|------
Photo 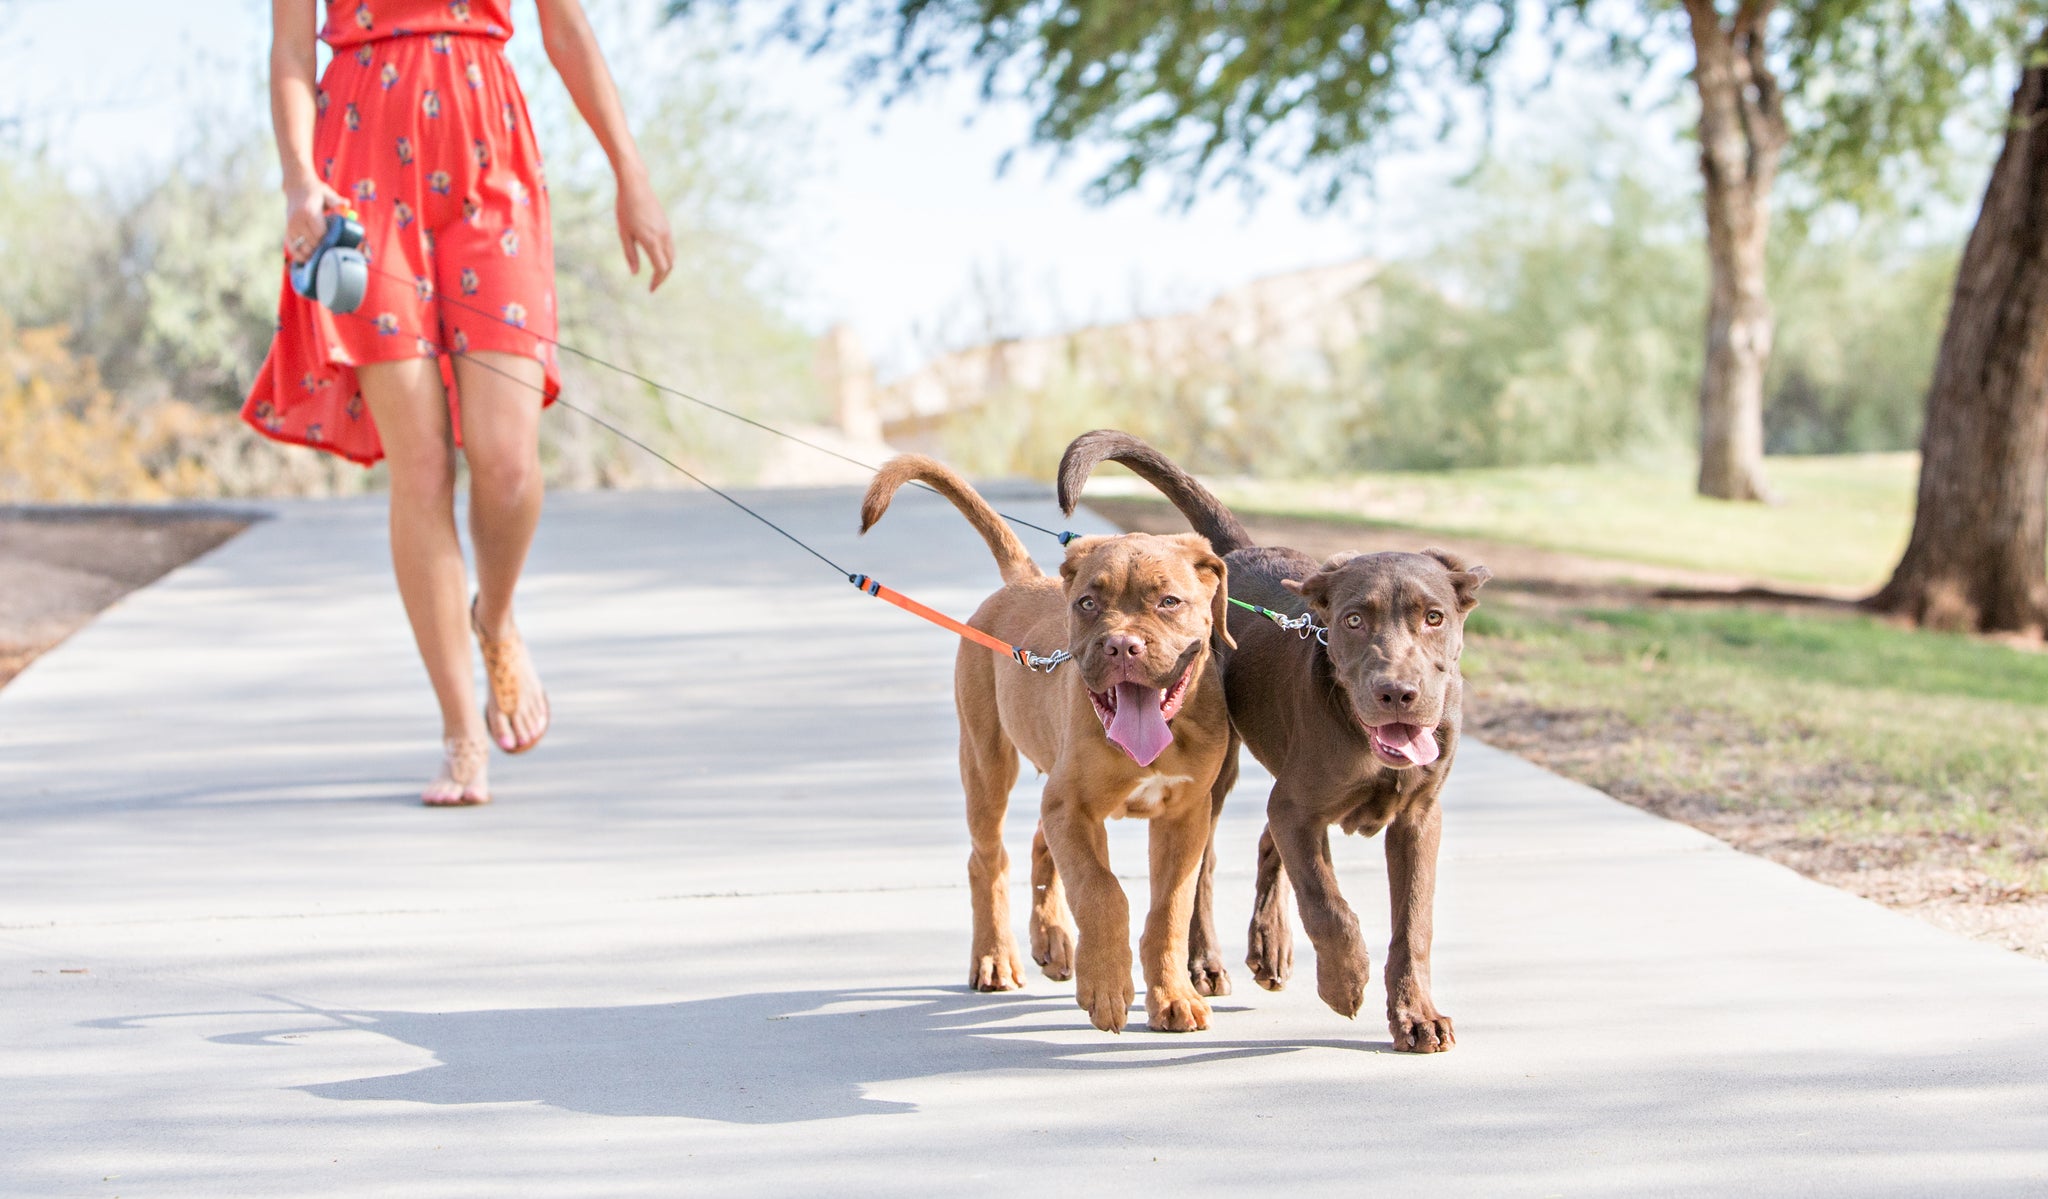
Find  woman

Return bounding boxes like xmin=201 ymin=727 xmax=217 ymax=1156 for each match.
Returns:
xmin=246 ymin=0 xmax=673 ymax=806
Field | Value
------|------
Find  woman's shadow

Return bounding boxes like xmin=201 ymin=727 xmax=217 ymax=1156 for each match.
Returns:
xmin=89 ymin=986 xmax=1382 ymax=1124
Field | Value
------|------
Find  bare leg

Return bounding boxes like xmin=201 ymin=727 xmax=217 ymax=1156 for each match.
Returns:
xmin=453 ymin=351 xmax=550 ymax=752
xmin=356 ymin=358 xmax=487 ymax=804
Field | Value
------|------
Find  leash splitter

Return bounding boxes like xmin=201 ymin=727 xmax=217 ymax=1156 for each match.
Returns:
xmin=1229 ymin=597 xmax=1329 ymax=645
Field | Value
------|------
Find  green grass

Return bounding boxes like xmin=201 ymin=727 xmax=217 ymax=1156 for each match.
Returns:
xmin=1465 ymin=598 xmax=2048 ymax=890
xmin=1206 ymin=453 xmax=1923 ymax=589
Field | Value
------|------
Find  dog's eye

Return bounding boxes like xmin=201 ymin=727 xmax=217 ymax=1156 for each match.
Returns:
xmin=1425 ymin=609 xmax=1445 ymax=627
xmin=1344 ymin=612 xmax=1363 ymax=629
xmin=1159 ymin=595 xmax=1182 ymax=609
xmin=1076 ymin=596 xmax=1097 ymax=612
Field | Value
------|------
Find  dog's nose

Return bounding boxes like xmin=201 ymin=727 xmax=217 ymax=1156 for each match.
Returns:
xmin=1375 ymin=679 xmax=1420 ymax=709
xmin=1103 ymin=633 xmax=1146 ymax=659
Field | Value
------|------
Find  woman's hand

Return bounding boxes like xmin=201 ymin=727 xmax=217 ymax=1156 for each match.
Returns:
xmin=615 ymin=167 xmax=675 ymax=292
xmin=284 ymin=172 xmax=352 ymax=264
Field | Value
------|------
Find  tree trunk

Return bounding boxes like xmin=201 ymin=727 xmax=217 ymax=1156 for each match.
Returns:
xmin=1686 ymin=0 xmax=1785 ymax=502
xmin=1869 ymin=33 xmax=2048 ymax=639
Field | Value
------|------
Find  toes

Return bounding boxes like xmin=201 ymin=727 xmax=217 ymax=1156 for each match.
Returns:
xmin=1033 ymin=924 xmax=1075 ymax=982
xmin=1189 ymin=957 xmax=1231 ymax=997
xmin=1147 ymin=988 xmax=1211 ymax=1033
xmin=1392 ymin=1014 xmax=1455 ymax=1053
xmin=970 ymin=952 xmax=1025 ymax=992
xmin=487 ymin=706 xmax=514 ymax=752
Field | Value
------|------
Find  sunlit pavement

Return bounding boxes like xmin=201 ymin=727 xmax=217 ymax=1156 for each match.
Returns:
xmin=3 ymin=487 xmax=2045 ymax=1197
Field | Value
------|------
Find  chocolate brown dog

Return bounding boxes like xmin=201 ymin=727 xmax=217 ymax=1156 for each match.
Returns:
xmin=1057 ymin=431 xmax=1490 ymax=1052
xmin=862 ymin=455 xmax=1235 ymax=1033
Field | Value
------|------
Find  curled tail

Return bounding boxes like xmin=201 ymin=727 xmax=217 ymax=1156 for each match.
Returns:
xmin=861 ymin=454 xmax=1042 ymax=585
xmin=1056 ymin=429 xmax=1253 ymax=556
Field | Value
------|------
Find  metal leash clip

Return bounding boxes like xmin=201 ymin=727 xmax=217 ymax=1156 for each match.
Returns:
xmin=1269 ymin=609 xmax=1329 ymax=645
xmin=1013 ymin=648 xmax=1073 ymax=673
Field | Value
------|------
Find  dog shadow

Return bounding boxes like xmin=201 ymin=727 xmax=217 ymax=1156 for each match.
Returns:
xmin=87 ymin=986 xmax=1384 ymax=1124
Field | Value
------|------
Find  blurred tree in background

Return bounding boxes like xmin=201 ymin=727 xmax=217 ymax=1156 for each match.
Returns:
xmin=701 ymin=0 xmax=2029 ymax=502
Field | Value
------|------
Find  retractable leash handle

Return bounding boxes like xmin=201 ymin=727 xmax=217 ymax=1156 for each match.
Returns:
xmin=291 ymin=209 xmax=369 ymax=314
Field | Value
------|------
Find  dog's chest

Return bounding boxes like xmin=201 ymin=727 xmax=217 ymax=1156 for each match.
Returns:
xmin=1114 ymin=773 xmax=1193 ymax=819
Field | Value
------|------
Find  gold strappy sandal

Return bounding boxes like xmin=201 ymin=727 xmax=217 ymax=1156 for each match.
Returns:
xmin=471 ymin=596 xmax=550 ymax=754
xmin=423 ymin=735 xmax=491 ymax=806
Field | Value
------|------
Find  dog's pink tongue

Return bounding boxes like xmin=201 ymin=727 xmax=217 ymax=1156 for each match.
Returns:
xmin=1107 ymin=682 xmax=1174 ymax=767
xmin=1377 ymin=723 xmax=1441 ymax=766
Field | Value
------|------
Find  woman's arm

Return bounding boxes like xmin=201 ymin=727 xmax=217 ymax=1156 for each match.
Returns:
xmin=272 ymin=0 xmax=348 ymax=263
xmin=535 ymin=0 xmax=676 ymax=292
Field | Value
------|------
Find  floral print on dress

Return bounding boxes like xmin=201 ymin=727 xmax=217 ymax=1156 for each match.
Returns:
xmin=354 ymin=3 xmax=374 ymax=30
xmin=246 ymin=1 xmax=556 ymax=468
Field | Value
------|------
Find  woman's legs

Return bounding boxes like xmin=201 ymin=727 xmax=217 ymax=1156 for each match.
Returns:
xmin=355 ymin=357 xmax=489 ymax=803
xmin=454 ymin=350 xmax=551 ymax=752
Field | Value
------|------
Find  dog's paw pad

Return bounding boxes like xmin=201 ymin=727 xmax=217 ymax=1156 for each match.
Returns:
xmin=1188 ymin=957 xmax=1231 ymax=997
xmin=1147 ymin=988 xmax=1211 ymax=1033
xmin=1316 ymin=957 xmax=1370 ymax=1018
xmin=1032 ymin=924 xmax=1075 ymax=982
xmin=1391 ymin=1013 xmax=1455 ymax=1053
xmin=1076 ymin=977 xmax=1134 ymax=1033
xmin=969 ymin=951 xmax=1026 ymax=992
xmin=1246 ymin=924 xmax=1293 ymax=992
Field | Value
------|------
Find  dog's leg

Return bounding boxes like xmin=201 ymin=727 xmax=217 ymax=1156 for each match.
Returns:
xmin=1245 ymin=823 xmax=1294 ymax=991
xmin=1042 ymin=789 xmax=1133 ymax=1033
xmin=1029 ymin=824 xmax=1077 ymax=981
xmin=1269 ymin=795 xmax=1371 ymax=1019
xmin=1142 ymin=802 xmax=1214 ymax=1032
xmin=1384 ymin=799 xmax=1454 ymax=1052
xmin=961 ymin=716 xmax=1027 ymax=992
xmin=1185 ymin=736 xmax=1237 ymax=997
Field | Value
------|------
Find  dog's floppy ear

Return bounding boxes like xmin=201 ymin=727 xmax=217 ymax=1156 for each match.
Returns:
xmin=1424 ymin=546 xmax=1492 ymax=612
xmin=1176 ymin=534 xmax=1236 ymax=652
xmin=1281 ymin=572 xmax=1331 ymax=610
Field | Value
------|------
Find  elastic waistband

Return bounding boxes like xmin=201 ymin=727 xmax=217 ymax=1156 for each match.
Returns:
xmin=325 ymin=31 xmax=510 ymax=52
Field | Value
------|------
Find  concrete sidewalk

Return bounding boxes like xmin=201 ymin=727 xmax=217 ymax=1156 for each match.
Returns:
xmin=2 ymin=488 xmax=2044 ymax=1197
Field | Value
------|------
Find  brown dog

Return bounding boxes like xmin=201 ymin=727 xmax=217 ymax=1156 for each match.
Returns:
xmin=862 ymin=455 xmax=1236 ymax=1033
xmin=1057 ymin=431 xmax=1490 ymax=1052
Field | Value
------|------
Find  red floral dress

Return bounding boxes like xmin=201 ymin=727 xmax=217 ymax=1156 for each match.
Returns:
xmin=244 ymin=0 xmax=559 ymax=466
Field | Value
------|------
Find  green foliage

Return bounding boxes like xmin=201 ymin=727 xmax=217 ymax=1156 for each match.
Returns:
xmin=511 ymin=3 xmax=819 ymax=486
xmin=1350 ymin=151 xmax=1704 ymax=469
xmin=1765 ymin=228 xmax=1958 ymax=453
xmin=704 ymin=0 xmax=2038 ymax=211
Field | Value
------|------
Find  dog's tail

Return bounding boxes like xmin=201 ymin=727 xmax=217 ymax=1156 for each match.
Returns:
xmin=861 ymin=454 xmax=1042 ymax=585
xmin=1056 ymin=429 xmax=1253 ymax=556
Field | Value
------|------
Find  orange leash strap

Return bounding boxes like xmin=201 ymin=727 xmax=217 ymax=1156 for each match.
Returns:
xmin=849 ymin=574 xmax=1072 ymax=673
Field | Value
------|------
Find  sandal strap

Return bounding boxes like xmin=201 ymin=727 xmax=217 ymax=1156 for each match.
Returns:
xmin=471 ymin=599 xmax=529 ymax=716
xmin=443 ymin=736 xmax=488 ymax=788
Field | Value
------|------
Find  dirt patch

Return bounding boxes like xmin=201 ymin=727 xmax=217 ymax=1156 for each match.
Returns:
xmin=1086 ymin=496 xmax=2048 ymax=964
xmin=0 ymin=511 xmax=250 ymax=689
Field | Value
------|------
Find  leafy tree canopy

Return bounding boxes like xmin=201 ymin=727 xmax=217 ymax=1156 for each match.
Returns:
xmin=673 ymin=0 xmax=2040 ymax=210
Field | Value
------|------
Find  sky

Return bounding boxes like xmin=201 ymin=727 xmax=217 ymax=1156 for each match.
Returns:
xmin=0 ymin=0 xmax=1659 ymax=375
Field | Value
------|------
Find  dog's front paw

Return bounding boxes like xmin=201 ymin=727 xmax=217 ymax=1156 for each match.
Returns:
xmin=969 ymin=947 xmax=1027 ymax=992
xmin=1074 ymin=958 xmax=1135 ymax=1033
xmin=1147 ymin=983 xmax=1211 ymax=1033
xmin=1188 ymin=952 xmax=1231 ymax=997
xmin=1032 ymin=918 xmax=1075 ymax=982
xmin=1246 ymin=915 xmax=1293 ymax=992
xmin=1390 ymin=1008 xmax=1455 ymax=1053
xmin=1316 ymin=949 xmax=1370 ymax=1018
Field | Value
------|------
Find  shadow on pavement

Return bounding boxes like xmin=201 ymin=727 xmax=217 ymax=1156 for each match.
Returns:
xmin=87 ymin=986 xmax=1384 ymax=1123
